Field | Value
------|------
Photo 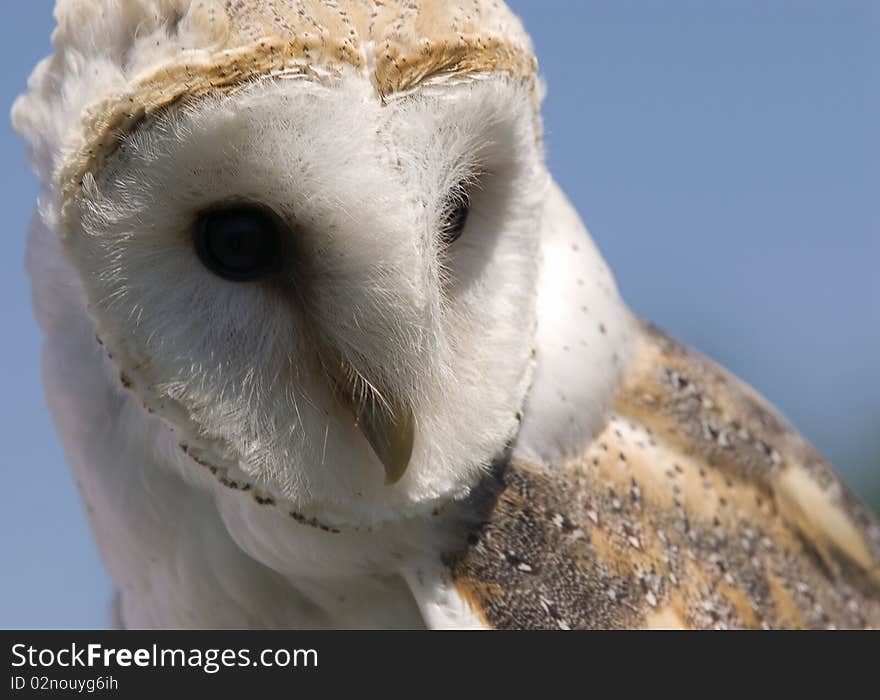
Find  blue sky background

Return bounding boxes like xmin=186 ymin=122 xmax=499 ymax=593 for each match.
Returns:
xmin=0 ymin=1 xmax=877 ymax=629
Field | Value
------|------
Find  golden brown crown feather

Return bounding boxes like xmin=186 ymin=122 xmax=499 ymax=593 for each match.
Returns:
xmin=36 ymin=1 xmax=537 ymax=217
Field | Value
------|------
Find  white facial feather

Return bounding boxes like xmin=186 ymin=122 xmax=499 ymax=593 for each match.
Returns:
xmin=61 ymin=75 xmax=546 ymax=525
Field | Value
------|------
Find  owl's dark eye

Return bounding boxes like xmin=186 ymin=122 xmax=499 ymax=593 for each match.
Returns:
xmin=194 ymin=205 xmax=285 ymax=282
xmin=440 ymin=192 xmax=470 ymax=245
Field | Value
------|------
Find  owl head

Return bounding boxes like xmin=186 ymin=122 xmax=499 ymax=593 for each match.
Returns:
xmin=13 ymin=0 xmax=549 ymax=527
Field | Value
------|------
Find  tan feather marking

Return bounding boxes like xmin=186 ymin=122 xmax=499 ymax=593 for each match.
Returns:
xmin=643 ymin=605 xmax=689 ymax=630
xmin=716 ymin=582 xmax=762 ymax=628
xmin=574 ymin=422 xmax=811 ymax=628
xmin=765 ymin=573 xmax=806 ymax=629
xmin=775 ymin=467 xmax=874 ymax=575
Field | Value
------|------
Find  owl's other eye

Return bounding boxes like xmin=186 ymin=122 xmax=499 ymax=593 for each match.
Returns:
xmin=194 ymin=205 xmax=285 ymax=282
xmin=440 ymin=192 xmax=470 ymax=246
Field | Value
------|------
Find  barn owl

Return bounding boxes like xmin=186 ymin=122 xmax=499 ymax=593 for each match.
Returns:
xmin=13 ymin=0 xmax=880 ymax=630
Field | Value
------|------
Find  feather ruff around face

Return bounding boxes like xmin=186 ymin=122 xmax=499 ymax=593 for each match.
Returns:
xmin=52 ymin=75 xmax=547 ymax=527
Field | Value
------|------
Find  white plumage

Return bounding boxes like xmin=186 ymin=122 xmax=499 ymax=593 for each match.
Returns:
xmin=15 ymin=1 xmax=878 ymax=629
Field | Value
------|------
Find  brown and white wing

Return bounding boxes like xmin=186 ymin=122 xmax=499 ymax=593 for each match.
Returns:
xmin=445 ymin=322 xmax=880 ymax=629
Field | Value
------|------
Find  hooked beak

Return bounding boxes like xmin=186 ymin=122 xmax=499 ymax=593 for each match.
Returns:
xmin=327 ymin=359 xmax=415 ymax=485
xmin=356 ymin=398 xmax=415 ymax=485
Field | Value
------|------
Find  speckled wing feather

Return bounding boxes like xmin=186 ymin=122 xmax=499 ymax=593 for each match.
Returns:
xmin=448 ymin=323 xmax=880 ymax=629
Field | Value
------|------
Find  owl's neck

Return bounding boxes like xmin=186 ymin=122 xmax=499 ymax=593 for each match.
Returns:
xmin=514 ymin=180 xmax=636 ymax=464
